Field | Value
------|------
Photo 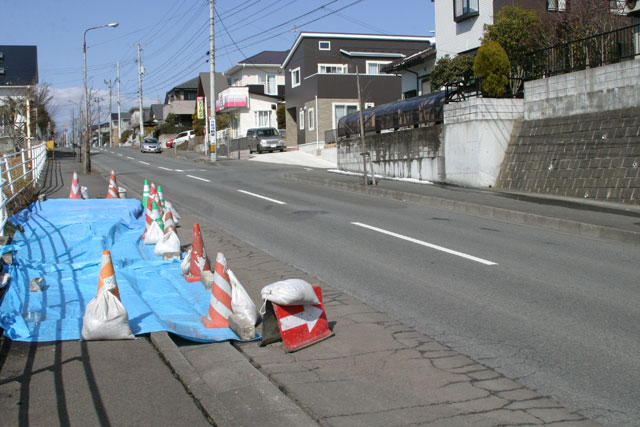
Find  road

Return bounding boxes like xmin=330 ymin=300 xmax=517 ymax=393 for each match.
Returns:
xmin=94 ymin=147 xmax=640 ymax=427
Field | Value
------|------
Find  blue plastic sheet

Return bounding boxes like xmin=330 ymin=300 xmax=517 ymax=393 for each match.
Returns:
xmin=0 ymin=198 xmax=241 ymax=342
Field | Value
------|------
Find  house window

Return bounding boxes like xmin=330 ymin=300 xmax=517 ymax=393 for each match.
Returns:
xmin=547 ymin=0 xmax=566 ymax=11
xmin=366 ymin=61 xmax=391 ymax=75
xmin=318 ymin=64 xmax=347 ymax=74
xmin=333 ymin=103 xmax=359 ymax=129
xmin=258 ymin=73 xmax=277 ymax=95
xmin=299 ymin=108 xmax=305 ymax=130
xmin=291 ymin=67 xmax=301 ymax=88
xmin=319 ymin=41 xmax=331 ymax=50
xmin=255 ymin=111 xmax=271 ymax=128
xmin=308 ymin=108 xmax=315 ymax=130
xmin=453 ymin=0 xmax=479 ymax=22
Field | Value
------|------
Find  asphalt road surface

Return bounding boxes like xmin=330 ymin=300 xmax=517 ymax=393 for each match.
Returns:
xmin=94 ymin=148 xmax=640 ymax=426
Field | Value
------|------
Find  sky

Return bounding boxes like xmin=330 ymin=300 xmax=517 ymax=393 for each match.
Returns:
xmin=3 ymin=0 xmax=435 ymax=131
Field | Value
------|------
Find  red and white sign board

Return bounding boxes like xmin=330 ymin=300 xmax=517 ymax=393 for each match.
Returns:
xmin=272 ymin=285 xmax=333 ymax=352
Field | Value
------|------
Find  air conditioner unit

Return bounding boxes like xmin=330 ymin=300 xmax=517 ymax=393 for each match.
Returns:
xmin=625 ymin=0 xmax=640 ymax=15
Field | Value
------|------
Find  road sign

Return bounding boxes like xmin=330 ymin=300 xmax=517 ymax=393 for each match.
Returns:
xmin=269 ymin=285 xmax=333 ymax=352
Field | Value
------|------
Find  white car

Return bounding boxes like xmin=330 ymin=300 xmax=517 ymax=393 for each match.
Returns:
xmin=173 ymin=130 xmax=195 ymax=147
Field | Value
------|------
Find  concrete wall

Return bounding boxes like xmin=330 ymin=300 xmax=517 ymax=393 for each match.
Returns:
xmin=525 ymin=59 xmax=640 ymax=120
xmin=443 ymin=98 xmax=524 ymax=187
xmin=338 ymin=126 xmax=445 ymax=182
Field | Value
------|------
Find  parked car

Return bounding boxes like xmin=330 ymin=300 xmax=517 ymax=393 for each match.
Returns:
xmin=166 ymin=138 xmax=175 ymax=148
xmin=247 ymin=127 xmax=286 ymax=153
xmin=173 ymin=130 xmax=195 ymax=147
xmin=141 ymin=137 xmax=162 ymax=153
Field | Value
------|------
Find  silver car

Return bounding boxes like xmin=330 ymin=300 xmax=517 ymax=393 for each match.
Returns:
xmin=141 ymin=137 xmax=162 ymax=153
xmin=247 ymin=128 xmax=285 ymax=154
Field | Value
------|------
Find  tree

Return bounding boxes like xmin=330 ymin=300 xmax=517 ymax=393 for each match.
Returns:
xmin=430 ymin=54 xmax=475 ymax=90
xmin=276 ymin=105 xmax=286 ymax=129
xmin=216 ymin=112 xmax=231 ymax=131
xmin=474 ymin=41 xmax=510 ymax=97
xmin=482 ymin=6 xmax=545 ymax=94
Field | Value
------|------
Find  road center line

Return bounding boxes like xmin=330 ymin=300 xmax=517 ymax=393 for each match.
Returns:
xmin=158 ymin=166 xmax=173 ymax=171
xmin=351 ymin=222 xmax=498 ymax=266
xmin=117 ymin=153 xmax=123 ymax=156
xmin=186 ymin=174 xmax=210 ymax=182
xmin=175 ymin=169 xmax=184 ymax=172
xmin=237 ymin=190 xmax=286 ymax=205
xmin=139 ymin=160 xmax=150 ymax=165
xmin=126 ymin=156 xmax=134 ymax=159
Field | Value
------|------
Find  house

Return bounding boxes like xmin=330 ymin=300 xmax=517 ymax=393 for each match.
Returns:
xmin=195 ymin=71 xmax=230 ymax=124
xmin=280 ymin=32 xmax=433 ymax=147
xmin=129 ymin=106 xmax=152 ymax=138
xmin=150 ymin=103 xmax=164 ymax=125
xmin=215 ymin=50 xmax=288 ymax=140
xmin=163 ymin=76 xmax=198 ymax=127
xmin=110 ymin=111 xmax=130 ymax=145
xmin=382 ymin=44 xmax=437 ymax=99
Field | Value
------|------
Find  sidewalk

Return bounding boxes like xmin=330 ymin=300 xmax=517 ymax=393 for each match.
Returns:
xmin=1 ymin=148 xmax=603 ymax=426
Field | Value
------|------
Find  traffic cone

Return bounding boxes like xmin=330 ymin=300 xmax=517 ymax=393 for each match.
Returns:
xmin=107 ymin=170 xmax=119 ymax=199
xmin=96 ymin=250 xmax=121 ymax=301
xmin=185 ymin=223 xmax=210 ymax=283
xmin=141 ymin=179 xmax=150 ymax=208
xmin=164 ymin=210 xmax=177 ymax=235
xmin=202 ymin=252 xmax=232 ymax=328
xmin=69 ymin=171 xmax=82 ymax=199
xmin=157 ymin=185 xmax=166 ymax=211
xmin=141 ymin=188 xmax=154 ymax=240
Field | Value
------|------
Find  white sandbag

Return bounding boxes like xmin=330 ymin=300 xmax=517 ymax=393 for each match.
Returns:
xmin=81 ymin=282 xmax=134 ymax=341
xmin=229 ymin=269 xmax=258 ymax=326
xmin=180 ymin=248 xmax=192 ymax=275
xmin=261 ymin=279 xmax=319 ymax=307
xmin=164 ymin=201 xmax=180 ymax=225
xmin=80 ymin=186 xmax=89 ymax=199
xmin=144 ymin=221 xmax=164 ymax=245
xmin=154 ymin=230 xmax=181 ymax=256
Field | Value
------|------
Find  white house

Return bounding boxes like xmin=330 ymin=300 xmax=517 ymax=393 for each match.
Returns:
xmin=216 ymin=51 xmax=288 ymax=140
xmin=434 ymin=0 xmax=492 ymax=59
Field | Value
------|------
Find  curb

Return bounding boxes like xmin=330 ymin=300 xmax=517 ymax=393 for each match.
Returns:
xmin=150 ymin=331 xmax=237 ymax=427
xmin=283 ymin=173 xmax=640 ymax=244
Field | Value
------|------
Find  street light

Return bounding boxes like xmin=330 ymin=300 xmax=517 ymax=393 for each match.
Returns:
xmin=83 ymin=22 xmax=118 ymax=173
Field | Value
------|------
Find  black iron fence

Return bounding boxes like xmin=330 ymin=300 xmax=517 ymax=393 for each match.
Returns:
xmin=526 ymin=23 xmax=640 ymax=79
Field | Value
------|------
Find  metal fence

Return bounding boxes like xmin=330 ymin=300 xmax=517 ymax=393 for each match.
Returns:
xmin=0 ymin=143 xmax=47 ymax=235
xmin=527 ymin=23 xmax=640 ymax=79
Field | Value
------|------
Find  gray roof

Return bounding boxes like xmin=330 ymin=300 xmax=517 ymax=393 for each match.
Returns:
xmin=239 ymin=50 xmax=288 ymax=65
xmin=151 ymin=103 xmax=164 ymax=119
xmin=198 ymin=72 xmax=229 ymax=100
xmin=173 ymin=76 xmax=199 ymax=90
xmin=0 ymin=45 xmax=38 ymax=86
xmin=111 ymin=112 xmax=131 ymax=120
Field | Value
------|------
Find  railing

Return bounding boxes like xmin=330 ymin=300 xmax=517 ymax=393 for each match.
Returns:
xmin=0 ymin=143 xmax=47 ymax=235
xmin=526 ymin=23 xmax=640 ymax=79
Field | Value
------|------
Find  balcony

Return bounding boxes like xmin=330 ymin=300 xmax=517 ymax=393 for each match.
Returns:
xmin=216 ymin=87 xmax=248 ymax=112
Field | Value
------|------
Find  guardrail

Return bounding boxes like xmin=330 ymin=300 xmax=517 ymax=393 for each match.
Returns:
xmin=0 ymin=143 xmax=47 ymax=235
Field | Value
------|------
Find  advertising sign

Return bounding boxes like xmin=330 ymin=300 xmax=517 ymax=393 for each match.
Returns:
xmin=197 ymin=97 xmax=204 ymax=119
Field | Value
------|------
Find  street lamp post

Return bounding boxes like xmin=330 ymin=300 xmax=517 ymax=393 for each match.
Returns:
xmin=83 ymin=22 xmax=118 ymax=173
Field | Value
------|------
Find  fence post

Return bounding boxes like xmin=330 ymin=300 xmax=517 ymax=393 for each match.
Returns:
xmin=0 ymin=174 xmax=5 ymax=236
xmin=4 ymin=158 xmax=14 ymax=195
xmin=21 ymin=149 xmax=27 ymax=178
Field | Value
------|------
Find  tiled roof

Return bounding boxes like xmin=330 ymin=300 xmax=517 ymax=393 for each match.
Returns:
xmin=382 ymin=45 xmax=436 ymax=72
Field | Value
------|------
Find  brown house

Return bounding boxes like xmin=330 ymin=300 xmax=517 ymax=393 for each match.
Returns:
xmin=280 ymin=32 xmax=433 ymax=146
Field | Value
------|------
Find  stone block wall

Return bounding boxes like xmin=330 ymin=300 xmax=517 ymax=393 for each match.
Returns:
xmin=496 ymin=107 xmax=640 ymax=204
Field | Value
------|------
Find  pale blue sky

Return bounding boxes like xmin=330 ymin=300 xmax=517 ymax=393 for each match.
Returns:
xmin=3 ymin=0 xmax=435 ymax=128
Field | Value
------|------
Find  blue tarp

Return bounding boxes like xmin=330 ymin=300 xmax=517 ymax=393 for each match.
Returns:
xmin=0 ymin=198 xmax=240 ymax=342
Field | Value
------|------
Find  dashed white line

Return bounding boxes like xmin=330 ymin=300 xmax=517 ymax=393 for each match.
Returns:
xmin=237 ymin=190 xmax=286 ymax=205
xmin=158 ymin=166 xmax=173 ymax=171
xmin=186 ymin=174 xmax=210 ymax=182
xmin=126 ymin=156 xmax=134 ymax=159
xmin=117 ymin=153 xmax=123 ymax=157
xmin=351 ymin=222 xmax=498 ymax=266
xmin=175 ymin=169 xmax=184 ymax=172
xmin=139 ymin=160 xmax=150 ymax=165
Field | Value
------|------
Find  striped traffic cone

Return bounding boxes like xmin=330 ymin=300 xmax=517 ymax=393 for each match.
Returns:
xmin=185 ymin=223 xmax=210 ymax=283
xmin=107 ymin=170 xmax=119 ymax=199
xmin=96 ymin=250 xmax=121 ymax=301
xmin=201 ymin=252 xmax=232 ymax=328
xmin=141 ymin=188 xmax=154 ymax=240
xmin=144 ymin=196 xmax=164 ymax=244
xmin=157 ymin=185 xmax=166 ymax=211
xmin=164 ymin=210 xmax=177 ymax=235
xmin=141 ymin=179 xmax=150 ymax=208
xmin=69 ymin=171 xmax=82 ymax=199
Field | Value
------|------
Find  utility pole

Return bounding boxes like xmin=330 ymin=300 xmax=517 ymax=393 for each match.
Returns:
xmin=117 ymin=61 xmax=122 ymax=143
xmin=137 ymin=44 xmax=144 ymax=144
xmin=97 ymin=97 xmax=101 ymax=148
xmin=356 ymin=66 xmax=369 ymax=186
xmin=209 ymin=0 xmax=217 ymax=161
xmin=105 ymin=79 xmax=113 ymax=147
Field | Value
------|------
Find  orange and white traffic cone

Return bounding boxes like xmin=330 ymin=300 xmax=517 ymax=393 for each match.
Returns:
xmin=202 ymin=252 xmax=232 ymax=328
xmin=164 ymin=210 xmax=177 ymax=235
xmin=185 ymin=223 xmax=210 ymax=283
xmin=107 ymin=170 xmax=119 ymax=199
xmin=69 ymin=171 xmax=82 ymax=199
xmin=141 ymin=188 xmax=154 ymax=240
xmin=96 ymin=250 xmax=121 ymax=301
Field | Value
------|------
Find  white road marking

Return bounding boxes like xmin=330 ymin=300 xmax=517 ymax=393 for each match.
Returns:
xmin=186 ymin=174 xmax=210 ymax=182
xmin=175 ymin=169 xmax=184 ymax=172
xmin=126 ymin=156 xmax=134 ymax=159
xmin=237 ymin=190 xmax=286 ymax=205
xmin=304 ymin=168 xmax=313 ymax=171
xmin=158 ymin=166 xmax=173 ymax=171
xmin=117 ymin=153 xmax=123 ymax=157
xmin=139 ymin=161 xmax=150 ymax=165
xmin=351 ymin=222 xmax=498 ymax=266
